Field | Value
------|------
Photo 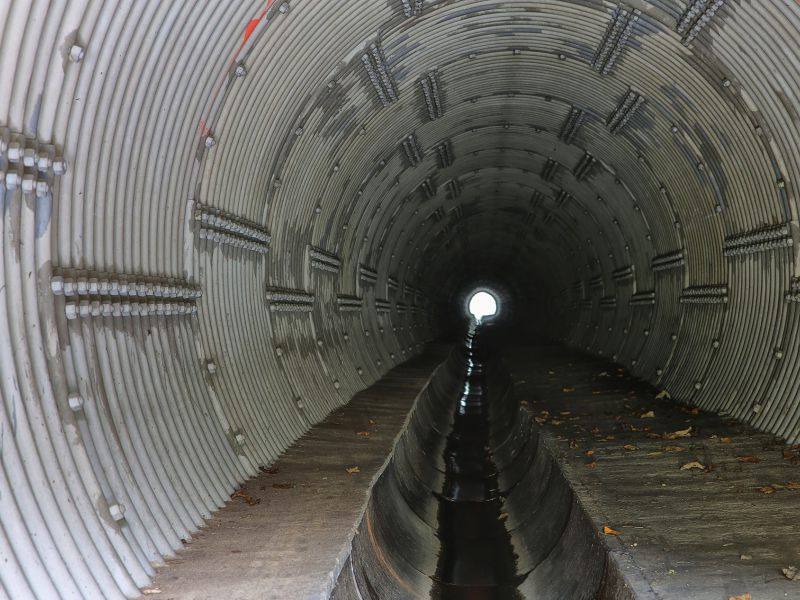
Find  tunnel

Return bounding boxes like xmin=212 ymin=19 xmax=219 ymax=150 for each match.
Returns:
xmin=1 ymin=0 xmax=800 ymax=598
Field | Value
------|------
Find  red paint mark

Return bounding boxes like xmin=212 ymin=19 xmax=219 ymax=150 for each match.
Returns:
xmin=196 ymin=0 xmax=277 ymax=146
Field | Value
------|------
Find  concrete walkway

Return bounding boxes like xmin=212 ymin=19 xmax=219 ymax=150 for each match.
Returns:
xmin=505 ymin=342 xmax=800 ymax=600
xmin=147 ymin=346 xmax=449 ymax=600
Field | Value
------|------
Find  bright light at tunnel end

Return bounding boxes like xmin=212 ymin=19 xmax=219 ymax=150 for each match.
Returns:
xmin=468 ymin=290 xmax=498 ymax=322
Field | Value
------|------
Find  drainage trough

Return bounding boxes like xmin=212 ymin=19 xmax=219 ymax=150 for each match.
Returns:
xmin=333 ymin=327 xmax=634 ymax=599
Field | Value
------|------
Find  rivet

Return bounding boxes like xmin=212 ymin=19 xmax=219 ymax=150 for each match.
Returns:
xmin=656 ymin=368 xmax=663 ymax=376
xmin=671 ymin=333 xmax=677 ymax=341
xmin=204 ymin=135 xmax=216 ymax=148
xmin=316 ymin=339 xmax=323 ymax=347
xmin=774 ymin=349 xmax=784 ymax=359
xmin=643 ymin=329 xmax=649 ymax=336
xmin=275 ymin=346 xmax=284 ymax=356
xmin=206 ymin=360 xmax=217 ymax=374
xmin=752 ymin=403 xmax=762 ymax=414
xmin=278 ymin=2 xmax=290 ymax=13
xmin=315 ymin=206 xmax=322 ymax=214
xmin=671 ymin=125 xmax=679 ymax=134
xmin=468 ymin=53 xmax=477 ymax=59
xmin=714 ymin=204 xmax=723 ymax=212
xmin=722 ymin=78 xmax=731 ymax=87
xmin=558 ymin=53 xmax=566 ymax=60
xmin=273 ymin=178 xmax=282 ymax=188
xmin=68 ymin=44 xmax=85 ymax=63
xmin=333 ymin=380 xmax=340 ymax=389
xmin=513 ymin=49 xmax=521 ymax=55
xmin=68 ymin=394 xmax=84 ymax=411
xmin=343 ymin=333 xmax=349 ymax=341
xmin=777 ymin=179 xmax=786 ymax=189
xmin=631 ymin=359 xmax=637 ymax=366
xmin=376 ymin=359 xmax=382 ymax=366
xmin=694 ymin=381 xmax=702 ymax=390
xmin=235 ymin=433 xmax=245 ymax=445
xmin=234 ymin=63 xmax=247 ymax=77
xmin=295 ymin=127 xmax=304 ymax=136
xmin=712 ymin=339 xmax=720 ymax=349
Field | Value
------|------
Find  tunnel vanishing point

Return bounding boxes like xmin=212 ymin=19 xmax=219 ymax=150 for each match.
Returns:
xmin=2 ymin=0 xmax=800 ymax=599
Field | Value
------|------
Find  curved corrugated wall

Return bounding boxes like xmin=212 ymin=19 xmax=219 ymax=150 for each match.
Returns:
xmin=1 ymin=0 xmax=800 ymax=597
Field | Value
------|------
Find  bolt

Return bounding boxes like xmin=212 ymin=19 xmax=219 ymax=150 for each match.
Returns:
xmin=333 ymin=380 xmax=340 ymax=389
xmin=712 ymin=339 xmax=720 ymax=349
xmin=777 ymin=179 xmax=786 ymax=189
xmin=694 ymin=381 xmax=702 ymax=390
xmin=68 ymin=394 xmax=84 ymax=411
xmin=671 ymin=125 xmax=679 ymax=134
xmin=204 ymin=135 xmax=216 ymax=148
xmin=22 ymin=148 xmax=37 ymax=167
xmin=52 ymin=159 xmax=68 ymax=175
xmin=722 ymin=78 xmax=731 ymax=87
xmin=234 ymin=63 xmax=247 ymax=77
xmin=357 ymin=367 xmax=363 ymax=375
xmin=36 ymin=181 xmax=50 ymax=196
xmin=275 ymin=346 xmax=283 ymax=356
xmin=235 ymin=433 xmax=245 ymax=445
xmin=69 ymin=44 xmax=85 ymax=63
xmin=279 ymin=2 xmax=289 ymax=13
xmin=7 ymin=143 xmax=22 ymax=162
xmin=21 ymin=175 xmax=36 ymax=193
xmin=5 ymin=172 xmax=21 ymax=189
xmin=558 ymin=53 xmax=566 ymax=60
xmin=774 ymin=349 xmax=784 ymax=359
xmin=295 ymin=127 xmax=303 ymax=136
xmin=109 ymin=503 xmax=126 ymax=521
xmin=206 ymin=361 xmax=217 ymax=374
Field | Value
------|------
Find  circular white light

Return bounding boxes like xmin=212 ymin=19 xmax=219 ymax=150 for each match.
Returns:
xmin=468 ymin=291 xmax=498 ymax=321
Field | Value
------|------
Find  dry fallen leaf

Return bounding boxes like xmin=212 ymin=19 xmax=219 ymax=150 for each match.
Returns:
xmin=585 ymin=461 xmax=598 ymax=469
xmin=720 ymin=437 xmax=733 ymax=444
xmin=758 ymin=485 xmax=776 ymax=495
xmin=497 ymin=512 xmax=509 ymax=522
xmin=550 ymin=419 xmax=563 ymax=426
xmin=569 ymin=439 xmax=579 ymax=449
xmin=786 ymin=482 xmax=800 ymax=490
xmin=368 ymin=419 xmax=376 ymax=425
xmin=142 ymin=589 xmax=162 ymax=595
xmin=664 ymin=427 xmax=692 ymax=440
xmin=727 ymin=594 xmax=751 ymax=600
xmin=585 ymin=449 xmax=595 ymax=457
xmin=562 ymin=387 xmax=576 ymax=393
xmin=736 ymin=455 xmax=760 ymax=463
xmin=346 ymin=466 xmax=360 ymax=474
xmin=231 ymin=489 xmax=261 ymax=505
xmin=665 ymin=446 xmax=687 ymax=453
xmin=356 ymin=431 xmax=370 ymax=437
xmin=783 ymin=566 xmax=800 ymax=581
xmin=534 ymin=416 xmax=548 ymax=424
xmin=271 ymin=482 xmax=294 ymax=490
xmin=560 ymin=411 xmax=571 ymax=416
xmin=641 ymin=410 xmax=655 ymax=418
xmin=680 ymin=461 xmax=706 ymax=471
xmin=603 ymin=525 xmax=622 ymax=535
xmin=623 ymin=444 xmax=638 ymax=451
xmin=655 ymin=390 xmax=671 ymax=400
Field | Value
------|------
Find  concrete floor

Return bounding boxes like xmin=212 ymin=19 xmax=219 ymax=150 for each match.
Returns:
xmin=146 ymin=347 xmax=449 ymax=600
xmin=506 ymin=342 xmax=800 ymax=600
xmin=146 ymin=341 xmax=800 ymax=600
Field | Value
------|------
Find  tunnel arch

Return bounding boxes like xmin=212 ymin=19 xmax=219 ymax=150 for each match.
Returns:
xmin=2 ymin=0 xmax=800 ymax=597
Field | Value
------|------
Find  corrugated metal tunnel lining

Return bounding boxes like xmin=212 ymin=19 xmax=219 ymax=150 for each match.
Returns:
xmin=1 ymin=0 xmax=800 ymax=598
